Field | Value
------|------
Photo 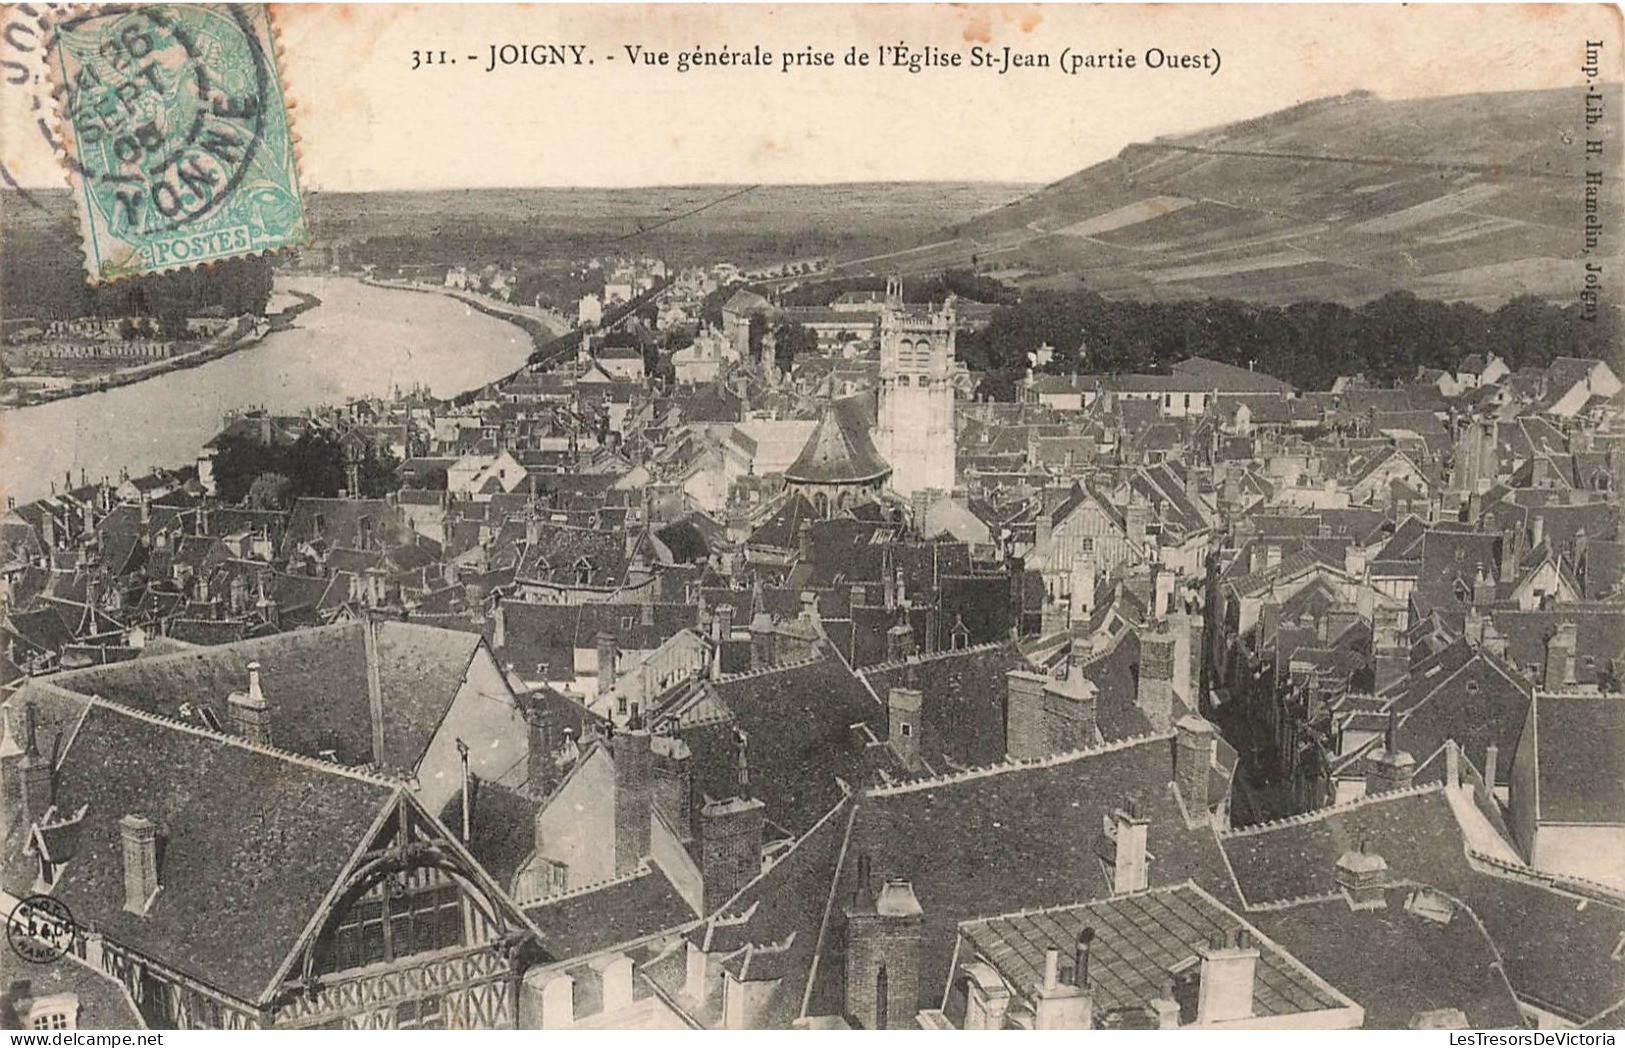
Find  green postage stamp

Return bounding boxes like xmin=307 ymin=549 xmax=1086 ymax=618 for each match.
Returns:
xmin=48 ymin=4 xmax=308 ymax=283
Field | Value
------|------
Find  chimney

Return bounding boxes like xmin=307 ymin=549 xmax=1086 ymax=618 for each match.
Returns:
xmin=1472 ymin=562 xmax=1494 ymax=606
xmin=699 ymin=793 xmax=765 ymax=914
xmin=1042 ymin=672 xmax=1099 ymax=753
xmin=651 ymin=734 xmax=694 ymax=839
xmin=1005 ymin=670 xmax=1048 ymax=760
xmin=1334 ymin=841 xmax=1389 ymax=910
xmin=1196 ymin=930 xmax=1259 ymax=1024
xmin=1364 ymin=710 xmax=1414 ymax=795
xmin=887 ymin=688 xmax=923 ymax=772
xmin=227 ymin=661 xmax=272 ymax=745
xmin=1153 ymin=567 xmax=1176 ymax=621
xmin=1544 ymin=622 xmax=1578 ymax=690
xmin=844 ymin=878 xmax=924 ymax=1029
xmin=1069 ymin=552 xmax=1096 ymax=623
xmin=1032 ymin=931 xmax=1094 ymax=1030
xmin=683 ymin=938 xmax=709 ymax=1003
xmin=1532 ymin=514 xmax=1545 ymax=548
xmin=641 ymin=602 xmax=655 ymax=629
xmin=612 ymin=728 xmax=653 ymax=876
xmin=597 ymin=631 xmax=619 ymax=694
xmin=493 ymin=600 xmax=507 ymax=651
xmin=1125 ymin=498 xmax=1150 ymax=550
xmin=1175 ymin=715 xmax=1217 ymax=819
xmin=798 ymin=590 xmax=820 ymax=628
xmin=589 ymin=953 xmax=635 ymax=1016
xmin=526 ymin=705 xmax=554 ymax=796
xmin=715 ymin=604 xmax=735 ymax=643
xmin=16 ymin=703 xmax=54 ymax=830
xmin=1482 ymin=743 xmax=1500 ymax=798
xmin=1372 ymin=605 xmax=1409 ymax=692
xmin=119 ymin=814 xmax=160 ymax=914
xmin=1110 ymin=801 xmax=1150 ymax=894
xmin=885 ymin=620 xmax=915 ymax=662
xmin=1137 ymin=625 xmax=1177 ymax=732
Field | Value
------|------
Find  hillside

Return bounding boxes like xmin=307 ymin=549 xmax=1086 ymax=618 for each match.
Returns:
xmin=834 ymin=87 xmax=1624 ymax=308
xmin=1 ymin=182 xmax=1032 ymax=319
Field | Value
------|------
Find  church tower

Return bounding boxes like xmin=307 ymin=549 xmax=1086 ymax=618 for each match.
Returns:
xmin=874 ymin=276 xmax=956 ymax=497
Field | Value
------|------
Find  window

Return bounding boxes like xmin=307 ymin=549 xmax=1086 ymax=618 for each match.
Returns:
xmin=32 ymin=1013 xmax=68 ymax=1030
xmin=396 ymin=997 xmax=445 ymax=1030
xmin=900 ymin=722 xmax=912 ymax=737
xmin=322 ymin=880 xmax=464 ymax=974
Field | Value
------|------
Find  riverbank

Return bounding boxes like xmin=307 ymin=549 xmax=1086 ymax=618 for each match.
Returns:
xmin=362 ymin=279 xmax=569 ymax=352
xmin=0 ymin=291 xmax=323 ymax=409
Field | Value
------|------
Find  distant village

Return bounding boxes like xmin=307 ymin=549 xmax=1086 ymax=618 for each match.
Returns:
xmin=2 ymin=259 xmax=1623 ymax=1033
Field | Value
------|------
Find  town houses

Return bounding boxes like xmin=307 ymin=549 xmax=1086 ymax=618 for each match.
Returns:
xmin=2 ymin=267 xmax=1622 ymax=1032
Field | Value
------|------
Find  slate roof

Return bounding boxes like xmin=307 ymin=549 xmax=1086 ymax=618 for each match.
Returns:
xmin=1490 ymin=608 xmax=1625 ymax=687
xmin=0 ymin=701 xmax=396 ymax=1005
xmin=1246 ymin=887 xmax=1526 ymax=1030
xmin=783 ymin=397 xmax=891 ymax=485
xmin=524 ymin=863 xmax=698 ymax=962
xmin=680 ymin=654 xmax=900 ymax=835
xmin=1218 ymin=785 xmax=1625 ymax=1021
xmin=1389 ymin=649 xmax=1529 ymax=786
xmin=805 ymin=733 xmax=1235 ymax=1018
xmin=1532 ymin=693 xmax=1625 ymax=825
xmin=859 ymin=644 xmax=1019 ymax=770
xmin=442 ymin=778 xmax=539 ymax=893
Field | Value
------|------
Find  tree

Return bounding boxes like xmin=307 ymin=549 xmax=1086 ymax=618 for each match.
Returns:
xmin=247 ymin=472 xmax=294 ymax=510
xmin=355 ymin=445 xmax=402 ymax=498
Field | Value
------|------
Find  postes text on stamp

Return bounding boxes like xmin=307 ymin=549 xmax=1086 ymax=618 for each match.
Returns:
xmin=7 ymin=894 xmax=75 ymax=964
xmin=48 ymin=3 xmax=308 ymax=283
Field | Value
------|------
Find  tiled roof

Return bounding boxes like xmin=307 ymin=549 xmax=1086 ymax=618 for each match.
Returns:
xmin=960 ymin=882 xmax=1348 ymax=1020
xmin=0 ymin=701 xmax=396 ymax=1004
xmin=46 ymin=620 xmax=484 ymax=774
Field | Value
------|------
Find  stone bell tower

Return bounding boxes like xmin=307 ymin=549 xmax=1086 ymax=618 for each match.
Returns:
xmin=874 ymin=276 xmax=956 ymax=497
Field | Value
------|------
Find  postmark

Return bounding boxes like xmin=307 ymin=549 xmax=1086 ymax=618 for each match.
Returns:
xmin=46 ymin=3 xmax=307 ymax=283
xmin=6 ymin=894 xmax=75 ymax=964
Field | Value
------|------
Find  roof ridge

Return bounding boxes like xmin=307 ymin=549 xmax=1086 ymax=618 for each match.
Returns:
xmin=1218 ymin=782 xmax=1445 ymax=838
xmin=1243 ymin=891 xmax=1347 ymax=912
xmin=856 ymin=640 xmax=1008 ymax=677
xmin=1465 ymin=848 xmax=1625 ymax=904
xmin=958 ymin=881 xmax=1192 ymax=928
xmin=84 ymin=696 xmax=404 ymax=787
xmin=864 ymin=730 xmax=1176 ymax=797
xmin=47 ymin=620 xmax=359 ymax=684
xmin=712 ymin=652 xmax=826 ymax=683
xmin=522 ymin=863 xmax=651 ymax=908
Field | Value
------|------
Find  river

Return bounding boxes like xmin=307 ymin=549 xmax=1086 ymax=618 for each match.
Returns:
xmin=0 ymin=277 xmax=535 ymax=506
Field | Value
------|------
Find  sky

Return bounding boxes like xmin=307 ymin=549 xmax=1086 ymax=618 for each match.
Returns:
xmin=2 ymin=3 xmax=1619 ymax=191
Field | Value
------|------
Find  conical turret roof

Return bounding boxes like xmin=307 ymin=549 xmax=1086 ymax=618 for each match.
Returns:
xmin=784 ymin=396 xmax=892 ymax=485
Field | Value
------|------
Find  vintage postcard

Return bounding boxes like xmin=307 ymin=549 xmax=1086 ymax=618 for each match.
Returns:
xmin=0 ymin=1 xmax=1622 ymax=1034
